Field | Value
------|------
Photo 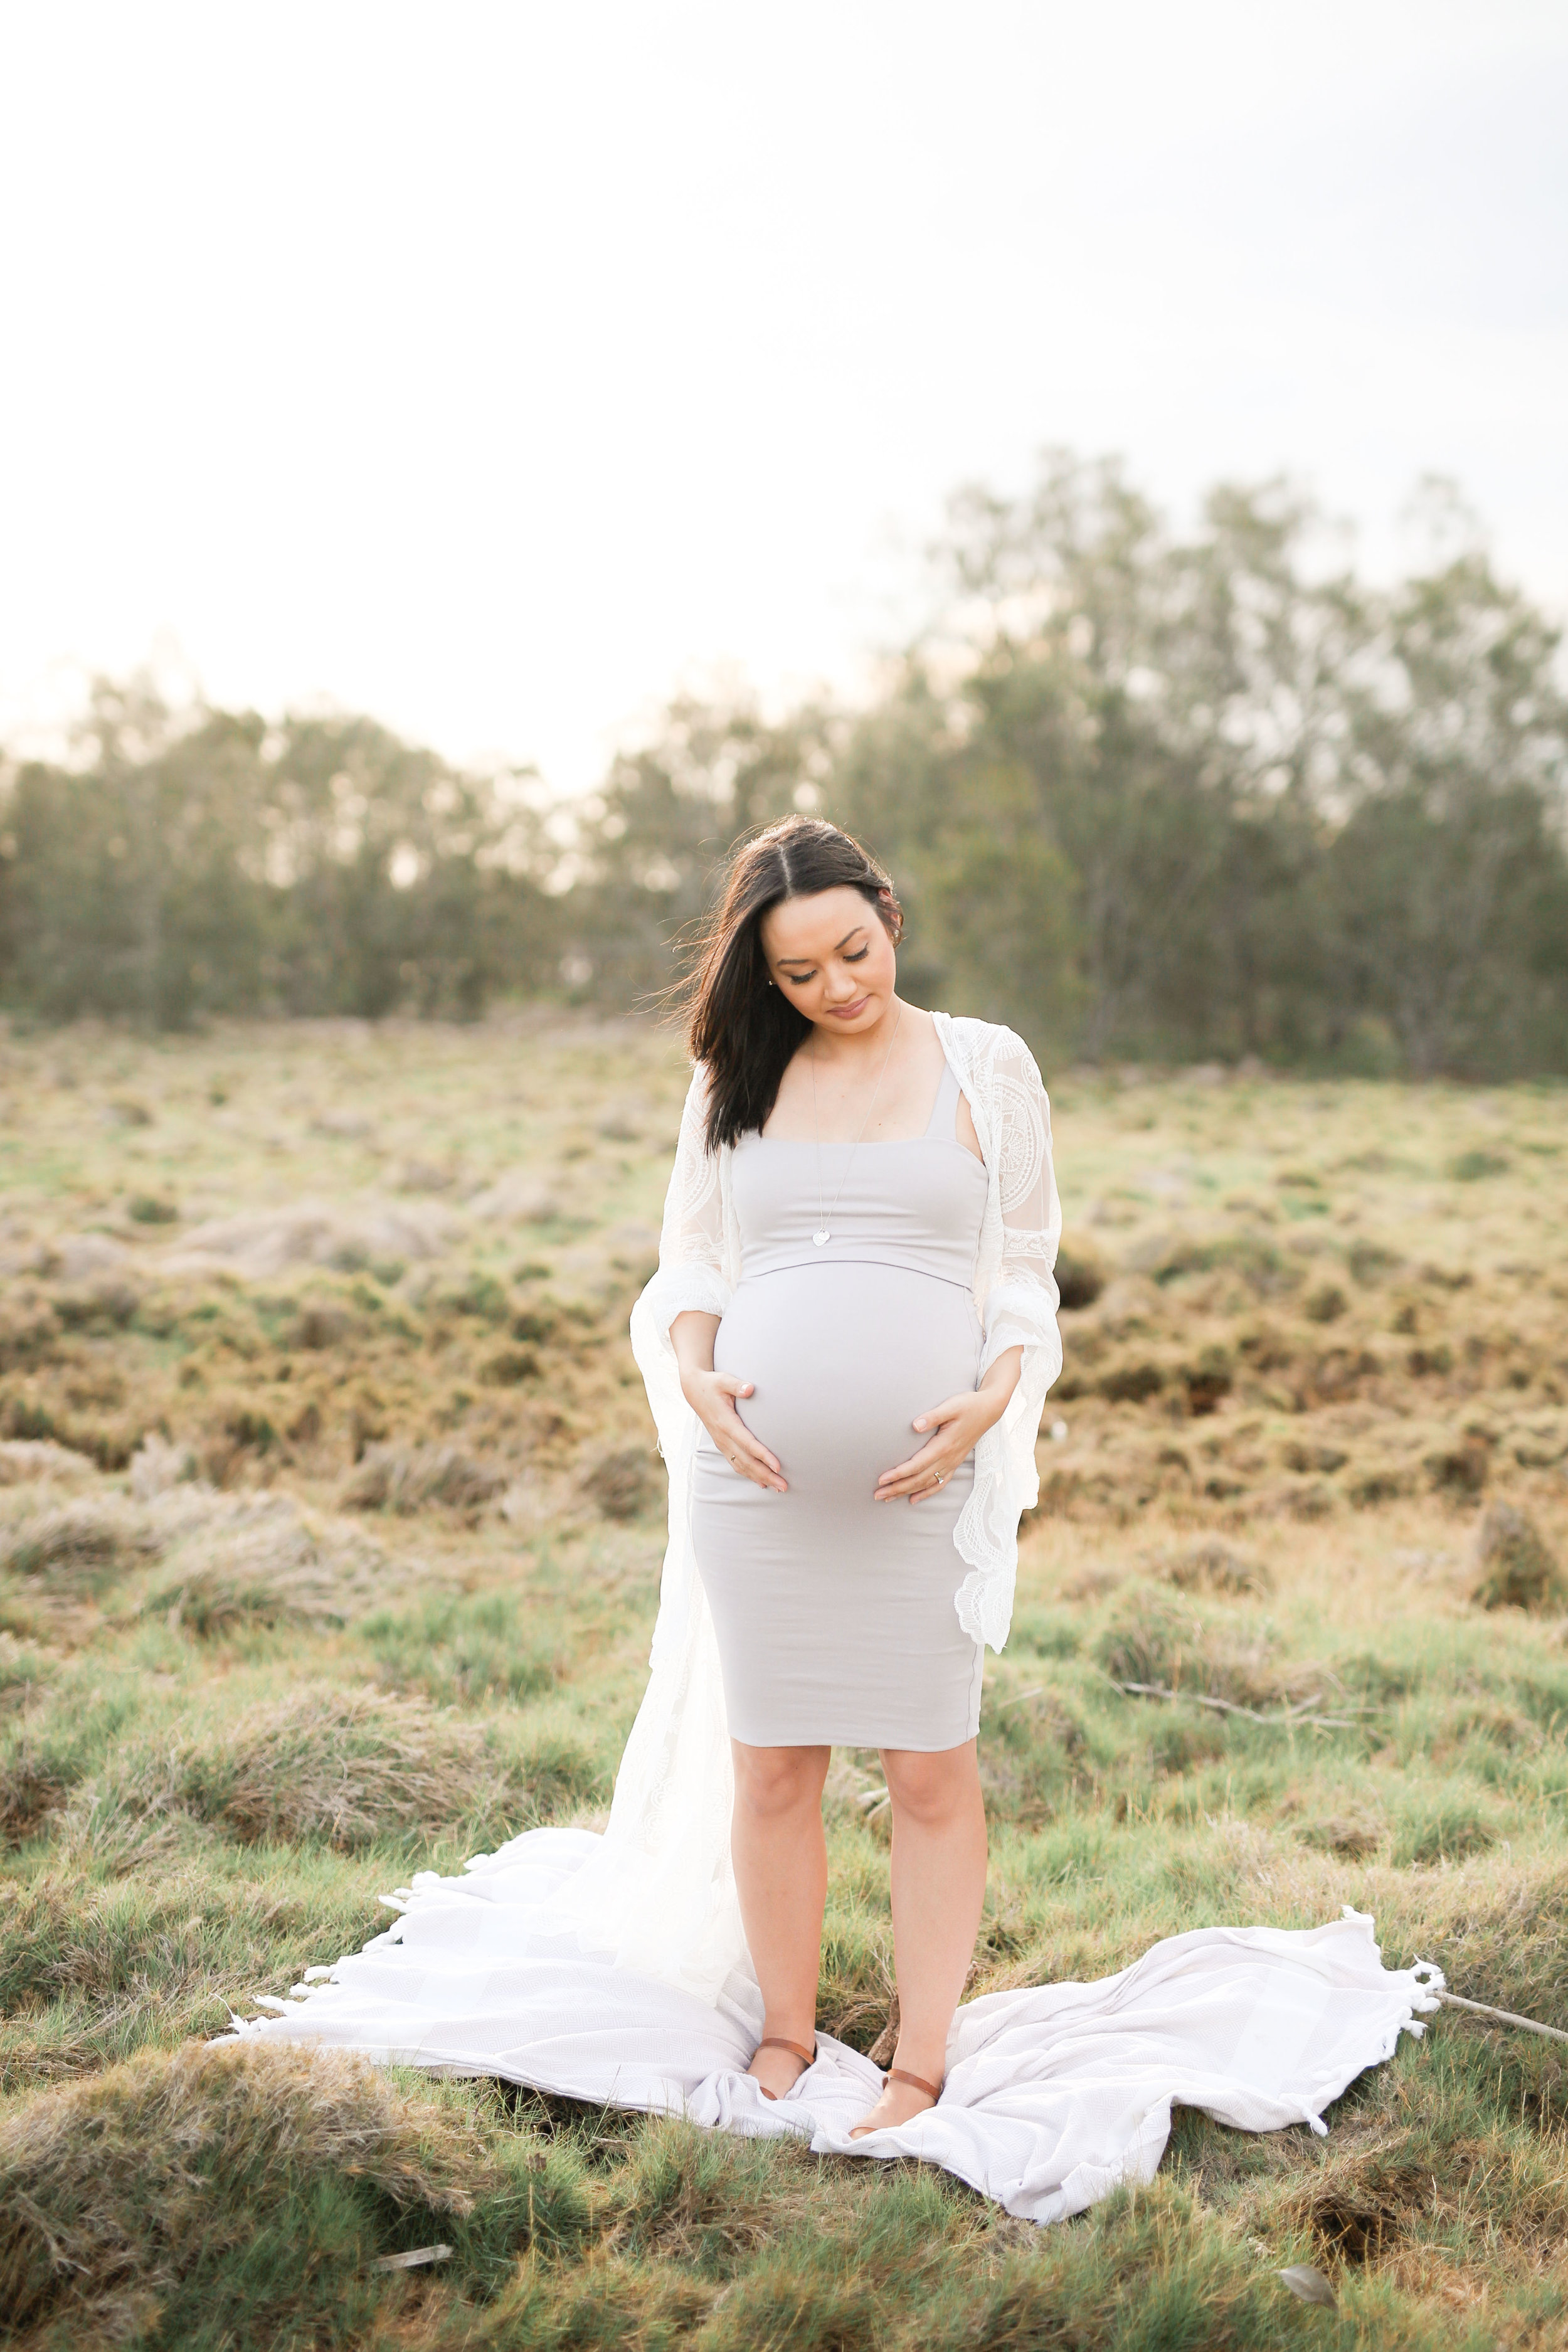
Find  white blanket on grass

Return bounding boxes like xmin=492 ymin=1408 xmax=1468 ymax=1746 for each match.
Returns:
xmin=228 ymin=1826 xmax=1443 ymax=2226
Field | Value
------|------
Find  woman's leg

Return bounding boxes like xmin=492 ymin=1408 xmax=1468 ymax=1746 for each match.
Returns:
xmin=850 ymin=1737 xmax=987 ymax=2134
xmin=730 ymin=1738 xmax=832 ymax=2097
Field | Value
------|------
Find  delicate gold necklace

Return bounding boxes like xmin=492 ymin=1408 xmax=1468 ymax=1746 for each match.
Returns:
xmin=810 ymin=1004 xmax=903 ymax=1247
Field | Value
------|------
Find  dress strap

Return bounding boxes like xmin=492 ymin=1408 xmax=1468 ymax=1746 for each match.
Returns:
xmin=923 ymin=1059 xmax=963 ymax=1140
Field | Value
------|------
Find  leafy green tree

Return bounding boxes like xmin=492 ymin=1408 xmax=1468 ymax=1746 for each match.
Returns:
xmin=0 ymin=689 xmax=554 ymax=1025
xmin=1332 ymin=542 xmax=1568 ymax=1076
xmin=3 ymin=457 xmax=1564 ymax=1074
xmin=558 ymin=695 xmax=837 ymax=1007
xmin=1 ymin=682 xmax=268 ymax=1024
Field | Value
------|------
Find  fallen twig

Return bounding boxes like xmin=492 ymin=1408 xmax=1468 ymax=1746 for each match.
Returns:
xmin=1113 ymin=1680 xmax=1358 ymax=1730
xmin=374 ymin=2244 xmax=452 ymax=2272
xmin=1439 ymin=1993 xmax=1568 ymax=2048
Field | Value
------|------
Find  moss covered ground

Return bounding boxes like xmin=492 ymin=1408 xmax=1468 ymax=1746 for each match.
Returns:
xmin=1 ymin=1017 xmax=1566 ymax=2348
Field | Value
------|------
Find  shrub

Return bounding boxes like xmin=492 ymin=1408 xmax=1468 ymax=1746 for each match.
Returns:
xmin=0 ymin=1441 xmax=97 ymax=1488
xmin=1425 ymin=1439 xmax=1490 ymax=1495
xmin=0 ymin=1497 xmax=156 ymax=1595
xmin=142 ymin=1495 xmax=395 ymax=1636
xmin=342 ymin=1444 xmax=506 ymax=1514
xmin=1098 ymin=1362 xmax=1165 ymax=1405
xmin=174 ymin=1688 xmax=531 ymax=1851
xmin=1470 ymin=1502 xmax=1564 ymax=1613
xmin=0 ymin=1683 xmax=135 ymax=1845
xmin=579 ymin=1446 xmax=662 ymax=1521
xmin=290 ymin=1301 xmax=356 ymax=1350
xmin=1093 ymin=1586 xmax=1278 ymax=1708
xmin=0 ymin=2041 xmax=505 ymax=2344
xmin=1347 ymin=1239 xmax=1403 ymax=1287
xmin=1054 ymin=1242 xmax=1107 ymax=1312
xmin=1142 ymin=1234 xmax=1295 ymax=1295
xmin=1300 ymin=1813 xmax=1383 ymax=1860
xmin=432 ymin=1271 xmax=511 ymax=1322
xmin=1448 ymin=1149 xmax=1510 ymax=1181
xmin=1158 ymin=1539 xmax=1272 ymax=1597
xmin=127 ymin=1194 xmax=179 ymax=1225
xmin=1178 ymin=1347 xmax=1233 ymax=1414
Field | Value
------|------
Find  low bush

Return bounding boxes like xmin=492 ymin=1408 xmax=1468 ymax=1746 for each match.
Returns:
xmin=142 ymin=1494 xmax=396 ymax=1634
xmin=0 ymin=1496 xmax=156 ymax=1595
xmin=1093 ymin=1585 xmax=1282 ymax=1709
xmin=343 ymin=1444 xmax=506 ymax=1514
xmin=0 ymin=2041 xmax=513 ymax=2345
xmin=1470 ymin=1501 xmax=1564 ymax=1613
xmin=174 ymin=1688 xmax=532 ymax=1852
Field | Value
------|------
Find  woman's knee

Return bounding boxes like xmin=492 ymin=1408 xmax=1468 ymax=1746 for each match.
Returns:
xmin=881 ymin=1742 xmax=978 ymax=1826
xmin=732 ymin=1742 xmax=827 ymax=1818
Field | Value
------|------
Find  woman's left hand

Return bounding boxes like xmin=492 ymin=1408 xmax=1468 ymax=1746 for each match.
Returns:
xmin=874 ymin=1347 xmax=1024 ymax=1503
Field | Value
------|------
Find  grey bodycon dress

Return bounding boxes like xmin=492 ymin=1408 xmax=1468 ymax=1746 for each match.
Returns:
xmin=690 ymin=1060 xmax=989 ymax=1751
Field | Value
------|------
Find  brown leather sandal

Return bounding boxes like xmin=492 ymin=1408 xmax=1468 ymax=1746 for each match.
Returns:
xmin=849 ymin=2064 xmax=943 ymax=2137
xmin=886 ymin=2066 xmax=942 ymax=2101
xmin=751 ymin=2035 xmax=817 ymax=2100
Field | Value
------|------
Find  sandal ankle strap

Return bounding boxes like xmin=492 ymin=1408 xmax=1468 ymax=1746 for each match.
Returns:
xmin=756 ymin=2035 xmax=817 ymax=2067
xmin=886 ymin=2065 xmax=941 ymax=2102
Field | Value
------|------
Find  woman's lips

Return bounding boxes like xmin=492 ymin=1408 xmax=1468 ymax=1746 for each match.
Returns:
xmin=826 ymin=997 xmax=870 ymax=1020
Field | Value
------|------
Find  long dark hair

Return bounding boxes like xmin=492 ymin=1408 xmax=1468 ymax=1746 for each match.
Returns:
xmin=680 ymin=816 xmax=904 ymax=1152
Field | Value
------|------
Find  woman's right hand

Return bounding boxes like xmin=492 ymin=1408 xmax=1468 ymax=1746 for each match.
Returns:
xmin=682 ymin=1367 xmax=787 ymax=1492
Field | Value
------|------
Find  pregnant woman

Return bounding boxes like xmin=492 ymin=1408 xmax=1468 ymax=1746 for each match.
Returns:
xmin=657 ymin=816 xmax=1062 ymax=2137
xmin=225 ymin=815 xmax=1435 ymax=2205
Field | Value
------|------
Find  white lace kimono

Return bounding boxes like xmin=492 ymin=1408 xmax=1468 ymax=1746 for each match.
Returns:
xmin=554 ymin=1013 xmax=1062 ymax=2008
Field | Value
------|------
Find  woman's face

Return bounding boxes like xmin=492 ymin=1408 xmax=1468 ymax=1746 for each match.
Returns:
xmin=759 ymin=886 xmax=898 ymax=1037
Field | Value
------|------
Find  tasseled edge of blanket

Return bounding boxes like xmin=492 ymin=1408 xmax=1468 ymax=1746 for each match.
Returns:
xmin=220 ymin=1883 xmax=421 ymax=2037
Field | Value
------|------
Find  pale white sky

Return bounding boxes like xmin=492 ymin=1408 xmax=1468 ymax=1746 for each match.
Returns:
xmin=2 ymin=1 xmax=1565 ymax=793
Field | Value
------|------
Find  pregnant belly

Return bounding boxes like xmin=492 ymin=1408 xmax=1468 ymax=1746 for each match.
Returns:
xmin=707 ymin=1263 xmax=982 ymax=1499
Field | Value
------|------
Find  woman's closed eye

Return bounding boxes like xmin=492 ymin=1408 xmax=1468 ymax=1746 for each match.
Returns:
xmin=780 ymin=948 xmax=868 ymax=986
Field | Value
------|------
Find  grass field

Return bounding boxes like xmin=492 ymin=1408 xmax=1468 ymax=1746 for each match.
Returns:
xmin=2 ymin=1015 xmax=1567 ymax=2350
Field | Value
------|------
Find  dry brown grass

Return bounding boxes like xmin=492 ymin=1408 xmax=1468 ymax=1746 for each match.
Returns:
xmin=140 ymin=1493 xmax=404 ymax=1634
xmin=0 ymin=1493 xmax=158 ymax=1594
xmin=0 ymin=1469 xmax=410 ymax=1639
xmin=342 ymin=1443 xmax=507 ymax=1515
xmin=167 ymin=1687 xmax=535 ymax=1851
xmin=0 ymin=1441 xmax=98 ymax=1489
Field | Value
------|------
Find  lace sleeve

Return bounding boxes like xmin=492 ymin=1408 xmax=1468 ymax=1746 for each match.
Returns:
xmin=628 ymin=1066 xmax=734 ymax=1676
xmin=982 ymin=1029 xmax=1063 ymax=1384
xmin=638 ymin=1065 xmax=731 ymax=1345
xmin=950 ymin=1023 xmax=1063 ymax=1652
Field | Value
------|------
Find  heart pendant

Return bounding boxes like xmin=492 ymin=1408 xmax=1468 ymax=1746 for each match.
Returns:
xmin=813 ymin=1229 xmax=830 ymax=1248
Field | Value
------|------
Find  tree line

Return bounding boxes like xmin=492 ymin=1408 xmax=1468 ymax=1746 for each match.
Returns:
xmin=3 ymin=455 xmax=1565 ymax=1076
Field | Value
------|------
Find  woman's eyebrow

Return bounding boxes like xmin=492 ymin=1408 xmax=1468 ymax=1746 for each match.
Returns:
xmin=778 ymin=926 xmax=865 ymax=966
